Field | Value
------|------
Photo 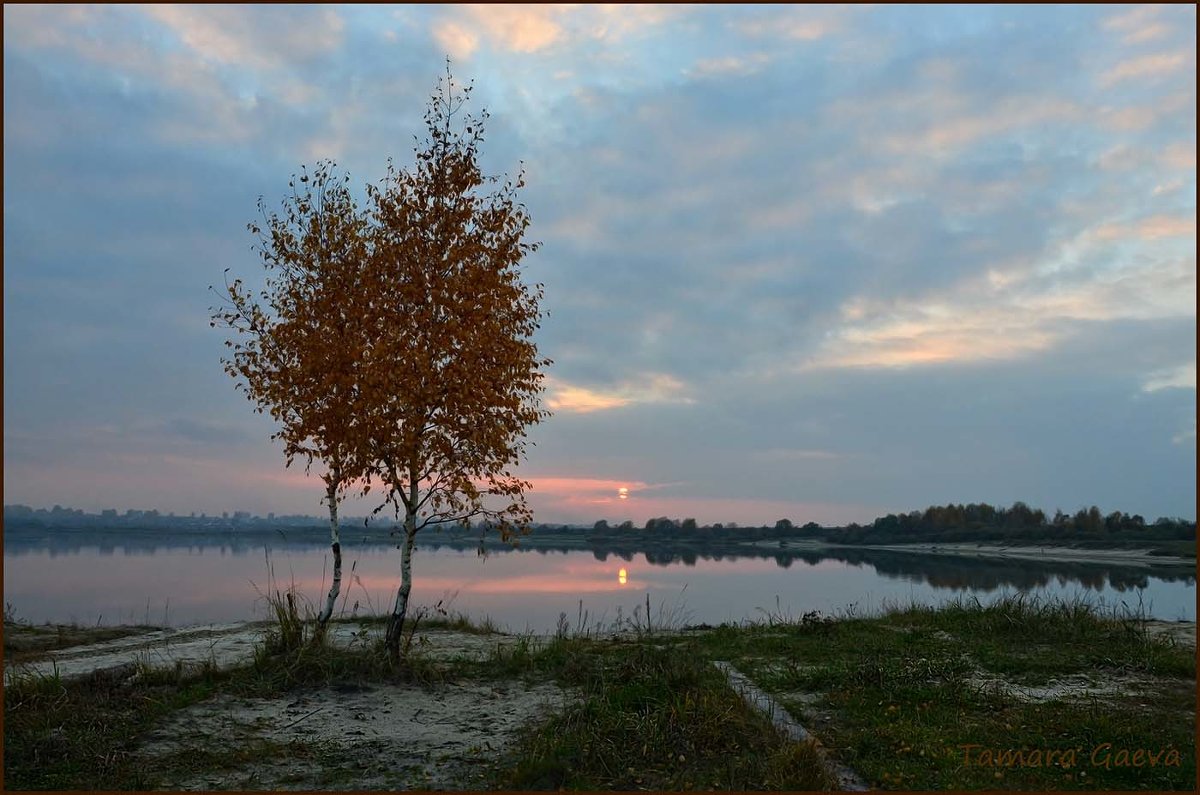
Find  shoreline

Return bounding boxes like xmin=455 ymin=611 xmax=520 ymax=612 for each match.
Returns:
xmin=7 ymin=613 xmax=1195 ymax=684
xmin=834 ymin=541 xmax=1196 ymax=567
xmin=737 ymin=537 xmax=1196 ymax=567
xmin=6 ymin=599 xmax=1195 ymax=791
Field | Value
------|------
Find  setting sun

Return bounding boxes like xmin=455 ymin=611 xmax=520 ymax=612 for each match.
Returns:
xmin=618 ymin=567 xmax=627 ymax=584
xmin=618 ymin=487 xmax=629 ymax=500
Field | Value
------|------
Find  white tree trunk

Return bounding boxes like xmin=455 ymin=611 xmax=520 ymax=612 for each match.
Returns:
xmin=386 ymin=480 xmax=419 ymax=656
xmin=385 ymin=528 xmax=417 ymax=655
xmin=316 ymin=478 xmax=342 ymax=629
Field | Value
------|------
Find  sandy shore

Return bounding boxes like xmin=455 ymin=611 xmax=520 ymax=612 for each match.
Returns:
xmin=4 ymin=621 xmax=543 ymax=682
xmin=751 ymin=538 xmax=1195 ymax=567
xmin=842 ymin=542 xmax=1196 ymax=567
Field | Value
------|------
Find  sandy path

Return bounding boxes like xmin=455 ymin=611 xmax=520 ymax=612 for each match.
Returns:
xmin=6 ymin=621 xmax=545 ymax=682
xmin=715 ymin=661 xmax=867 ymax=791
xmin=7 ymin=622 xmax=272 ymax=680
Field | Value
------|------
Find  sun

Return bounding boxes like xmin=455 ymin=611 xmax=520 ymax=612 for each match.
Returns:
xmin=618 ymin=487 xmax=629 ymax=500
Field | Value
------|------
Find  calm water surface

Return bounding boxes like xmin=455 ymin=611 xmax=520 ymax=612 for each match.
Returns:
xmin=4 ymin=537 xmax=1194 ymax=630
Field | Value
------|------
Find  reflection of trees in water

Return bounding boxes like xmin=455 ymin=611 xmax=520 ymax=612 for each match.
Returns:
xmin=515 ymin=540 xmax=1181 ymax=592
xmin=5 ymin=531 xmax=1191 ymax=593
xmin=604 ymin=543 xmax=1187 ymax=593
xmin=785 ymin=548 xmax=1164 ymax=592
xmin=748 ymin=546 xmax=1174 ymax=591
xmin=646 ymin=549 xmax=693 ymax=566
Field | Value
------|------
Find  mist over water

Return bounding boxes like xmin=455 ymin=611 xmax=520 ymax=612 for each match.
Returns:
xmin=4 ymin=534 xmax=1194 ymax=630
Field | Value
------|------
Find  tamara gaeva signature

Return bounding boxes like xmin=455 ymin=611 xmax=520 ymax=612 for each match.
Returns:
xmin=960 ymin=743 xmax=1183 ymax=769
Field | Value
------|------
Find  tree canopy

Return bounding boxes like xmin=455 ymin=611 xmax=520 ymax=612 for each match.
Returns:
xmin=214 ymin=63 xmax=550 ymax=654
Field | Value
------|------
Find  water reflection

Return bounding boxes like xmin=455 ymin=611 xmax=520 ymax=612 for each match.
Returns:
xmin=3 ymin=530 xmax=1194 ymax=629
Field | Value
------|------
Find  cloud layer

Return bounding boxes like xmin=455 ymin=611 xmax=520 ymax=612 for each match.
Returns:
xmin=4 ymin=4 xmax=1195 ymax=524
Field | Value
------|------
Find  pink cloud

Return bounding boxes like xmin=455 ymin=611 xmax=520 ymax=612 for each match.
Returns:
xmin=1101 ymin=49 xmax=1194 ymax=86
xmin=1102 ymin=5 xmax=1172 ymax=45
xmin=544 ymin=374 xmax=694 ymax=414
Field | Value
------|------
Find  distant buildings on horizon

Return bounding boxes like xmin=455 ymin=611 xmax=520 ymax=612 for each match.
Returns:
xmin=0 ymin=503 xmax=594 ymax=532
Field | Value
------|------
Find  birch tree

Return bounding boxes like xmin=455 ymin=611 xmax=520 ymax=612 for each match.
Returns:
xmin=214 ymin=64 xmax=549 ymax=657
xmin=363 ymin=67 xmax=550 ymax=658
xmin=212 ymin=161 xmax=371 ymax=632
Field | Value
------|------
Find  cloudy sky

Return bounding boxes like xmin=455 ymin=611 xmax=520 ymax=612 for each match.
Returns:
xmin=4 ymin=4 xmax=1196 ymax=526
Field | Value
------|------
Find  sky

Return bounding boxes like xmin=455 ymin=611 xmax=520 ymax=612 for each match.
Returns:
xmin=3 ymin=4 xmax=1196 ymax=527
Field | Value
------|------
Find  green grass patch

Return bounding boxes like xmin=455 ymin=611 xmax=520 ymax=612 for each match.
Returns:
xmin=814 ymin=676 xmax=1194 ymax=790
xmin=689 ymin=593 xmax=1195 ymax=790
xmin=491 ymin=640 xmax=835 ymax=790
xmin=3 ymin=661 xmax=226 ymax=790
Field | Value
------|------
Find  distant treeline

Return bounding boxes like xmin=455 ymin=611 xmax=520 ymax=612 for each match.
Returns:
xmin=4 ymin=500 xmax=1195 ymax=553
xmin=825 ymin=502 xmax=1195 ymax=547
xmin=580 ymin=501 xmax=1195 ymax=546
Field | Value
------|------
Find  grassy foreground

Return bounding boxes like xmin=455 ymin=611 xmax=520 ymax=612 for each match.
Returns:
xmin=3 ymin=595 xmax=1194 ymax=790
xmin=687 ymin=595 xmax=1195 ymax=790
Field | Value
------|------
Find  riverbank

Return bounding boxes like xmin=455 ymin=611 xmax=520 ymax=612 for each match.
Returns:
xmin=4 ymin=595 xmax=1194 ymax=790
xmin=834 ymin=541 xmax=1197 ymax=567
xmin=748 ymin=538 xmax=1196 ymax=567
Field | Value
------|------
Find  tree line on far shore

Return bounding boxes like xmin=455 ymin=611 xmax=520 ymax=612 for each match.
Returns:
xmin=583 ymin=501 xmax=1196 ymax=547
xmin=5 ymin=499 xmax=1195 ymax=562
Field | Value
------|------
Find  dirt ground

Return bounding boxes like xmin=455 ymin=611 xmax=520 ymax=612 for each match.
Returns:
xmin=135 ymin=678 xmax=573 ymax=790
xmin=2 ymin=623 xmax=572 ymax=790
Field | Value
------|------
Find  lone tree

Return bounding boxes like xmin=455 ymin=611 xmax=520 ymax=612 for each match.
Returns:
xmin=214 ymin=62 xmax=550 ymax=657
xmin=213 ymin=161 xmax=373 ymax=632
xmin=364 ymin=67 xmax=549 ymax=658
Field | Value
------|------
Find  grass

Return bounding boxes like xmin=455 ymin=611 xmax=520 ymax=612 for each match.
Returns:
xmin=3 ymin=658 xmax=227 ymax=789
xmin=339 ymin=605 xmax=502 ymax=636
xmin=230 ymin=587 xmax=450 ymax=696
xmin=489 ymin=639 xmax=835 ymax=790
xmin=689 ymin=592 xmax=1196 ymax=790
xmin=4 ymin=591 xmax=1193 ymax=791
